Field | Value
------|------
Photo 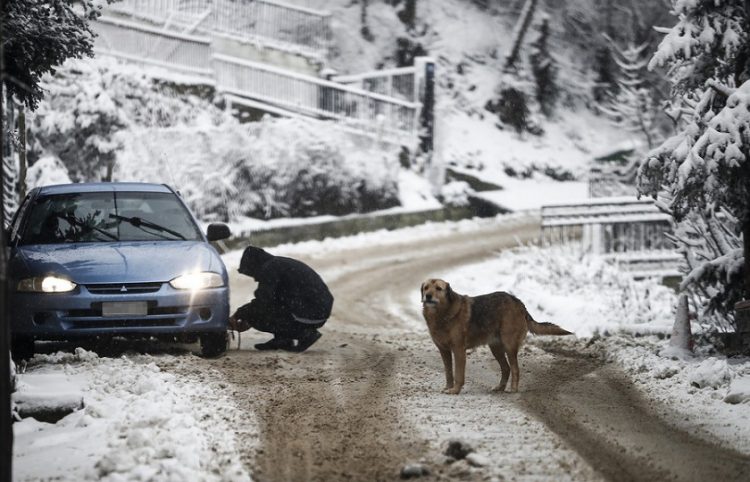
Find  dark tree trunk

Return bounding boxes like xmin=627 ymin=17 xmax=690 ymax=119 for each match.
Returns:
xmin=0 ymin=0 xmax=14 ymax=475
xmin=744 ymin=217 xmax=750 ymax=300
xmin=17 ymin=106 xmax=25 ymax=199
xmin=504 ymin=0 xmax=538 ymax=71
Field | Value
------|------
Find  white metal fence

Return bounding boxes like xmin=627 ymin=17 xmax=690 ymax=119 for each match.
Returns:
xmin=541 ymin=197 xmax=681 ymax=278
xmin=106 ymin=0 xmax=332 ymax=58
xmin=213 ymin=54 xmax=420 ymax=145
xmin=92 ymin=16 xmax=213 ymax=76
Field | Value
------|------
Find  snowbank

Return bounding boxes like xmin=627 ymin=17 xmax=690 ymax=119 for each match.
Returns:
xmin=13 ymin=349 xmax=250 ymax=482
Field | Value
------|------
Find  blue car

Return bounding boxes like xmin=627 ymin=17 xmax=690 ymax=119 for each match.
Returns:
xmin=6 ymin=182 xmax=231 ymax=359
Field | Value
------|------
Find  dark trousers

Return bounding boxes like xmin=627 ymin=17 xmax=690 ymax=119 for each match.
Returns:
xmin=249 ymin=309 xmax=325 ymax=339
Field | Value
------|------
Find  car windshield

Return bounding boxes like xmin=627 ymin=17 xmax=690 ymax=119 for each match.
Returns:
xmin=20 ymin=191 xmax=203 ymax=244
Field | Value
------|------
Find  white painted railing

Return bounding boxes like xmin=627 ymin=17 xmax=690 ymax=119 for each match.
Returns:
xmin=92 ymin=16 xmax=213 ymax=76
xmin=333 ymin=66 xmax=418 ymax=102
xmin=106 ymin=0 xmax=331 ymax=58
xmin=213 ymin=54 xmax=420 ymax=145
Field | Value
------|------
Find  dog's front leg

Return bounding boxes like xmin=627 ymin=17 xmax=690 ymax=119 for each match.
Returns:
xmin=439 ymin=347 xmax=454 ymax=392
xmin=445 ymin=349 xmax=466 ymax=395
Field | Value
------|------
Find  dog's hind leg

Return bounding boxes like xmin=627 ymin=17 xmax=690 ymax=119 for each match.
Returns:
xmin=489 ymin=343 xmax=510 ymax=392
xmin=445 ymin=348 xmax=466 ymax=395
xmin=506 ymin=345 xmax=520 ymax=392
xmin=439 ymin=347 xmax=454 ymax=391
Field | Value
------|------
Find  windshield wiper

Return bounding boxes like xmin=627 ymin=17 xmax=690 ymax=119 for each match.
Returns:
xmin=55 ymin=213 xmax=119 ymax=241
xmin=109 ymin=214 xmax=186 ymax=240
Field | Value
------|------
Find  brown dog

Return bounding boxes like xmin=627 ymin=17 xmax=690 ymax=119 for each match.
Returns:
xmin=421 ymin=278 xmax=572 ymax=394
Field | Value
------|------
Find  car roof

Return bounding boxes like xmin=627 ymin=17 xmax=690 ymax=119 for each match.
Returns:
xmin=36 ymin=182 xmax=174 ymax=196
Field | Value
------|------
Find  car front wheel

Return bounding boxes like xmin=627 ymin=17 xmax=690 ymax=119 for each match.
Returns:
xmin=200 ymin=332 xmax=227 ymax=358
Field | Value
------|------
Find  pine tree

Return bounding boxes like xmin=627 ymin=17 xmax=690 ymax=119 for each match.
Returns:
xmin=528 ymin=16 xmax=558 ymax=117
xmin=592 ymin=46 xmax=619 ymax=102
xmin=598 ymin=41 xmax=657 ymax=149
xmin=637 ymin=0 xmax=750 ymax=328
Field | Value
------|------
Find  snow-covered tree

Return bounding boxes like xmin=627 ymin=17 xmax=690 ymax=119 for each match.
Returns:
xmin=638 ymin=0 xmax=750 ymax=328
xmin=599 ymin=41 xmax=658 ymax=149
xmin=2 ymin=0 xmax=102 ymax=110
xmin=528 ymin=16 xmax=559 ymax=117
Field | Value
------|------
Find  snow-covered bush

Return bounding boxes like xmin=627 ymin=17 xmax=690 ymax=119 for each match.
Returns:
xmin=31 ymin=58 xmax=399 ymax=221
xmin=30 ymin=58 xmax=232 ymax=182
xmin=26 ymin=156 xmax=71 ymax=190
xmin=117 ymin=117 xmax=400 ymax=221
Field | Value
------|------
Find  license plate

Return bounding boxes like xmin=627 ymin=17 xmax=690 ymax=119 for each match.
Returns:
xmin=102 ymin=301 xmax=148 ymax=317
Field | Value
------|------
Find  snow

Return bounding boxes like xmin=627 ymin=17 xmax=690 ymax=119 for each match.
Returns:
xmin=13 ymin=371 xmax=84 ymax=420
xmin=725 ymin=377 xmax=750 ymax=405
xmin=476 ymin=178 xmax=589 ymax=211
xmin=13 ymin=349 xmax=251 ymax=482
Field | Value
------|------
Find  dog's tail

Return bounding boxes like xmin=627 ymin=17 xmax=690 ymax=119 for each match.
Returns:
xmin=526 ymin=313 xmax=573 ymax=336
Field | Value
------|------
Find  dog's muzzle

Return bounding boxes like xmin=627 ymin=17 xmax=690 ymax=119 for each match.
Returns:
xmin=422 ymin=298 xmax=437 ymax=306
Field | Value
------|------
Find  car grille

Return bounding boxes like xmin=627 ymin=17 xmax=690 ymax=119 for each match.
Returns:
xmin=67 ymin=318 xmax=180 ymax=329
xmin=66 ymin=305 xmax=187 ymax=317
xmin=86 ymin=282 xmax=163 ymax=294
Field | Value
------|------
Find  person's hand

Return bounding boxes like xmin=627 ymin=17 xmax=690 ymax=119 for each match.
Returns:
xmin=228 ymin=315 xmax=241 ymax=331
xmin=228 ymin=314 xmax=250 ymax=332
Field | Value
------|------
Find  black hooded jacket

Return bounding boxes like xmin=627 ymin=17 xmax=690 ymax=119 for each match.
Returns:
xmin=234 ymin=246 xmax=334 ymax=322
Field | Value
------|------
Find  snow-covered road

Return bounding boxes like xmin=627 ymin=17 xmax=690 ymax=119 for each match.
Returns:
xmin=13 ymin=214 xmax=750 ymax=481
xmin=209 ymin=214 xmax=750 ymax=481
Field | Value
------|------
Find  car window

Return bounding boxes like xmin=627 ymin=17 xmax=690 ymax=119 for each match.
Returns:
xmin=20 ymin=191 xmax=203 ymax=244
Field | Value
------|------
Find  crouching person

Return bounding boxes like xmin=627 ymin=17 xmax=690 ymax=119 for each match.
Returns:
xmin=228 ymin=246 xmax=333 ymax=352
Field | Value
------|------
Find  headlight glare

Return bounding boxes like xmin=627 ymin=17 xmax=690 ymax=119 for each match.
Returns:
xmin=169 ymin=272 xmax=223 ymax=290
xmin=18 ymin=276 xmax=77 ymax=293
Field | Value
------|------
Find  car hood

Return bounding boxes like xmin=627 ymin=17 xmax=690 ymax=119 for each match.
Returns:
xmin=11 ymin=241 xmax=226 ymax=285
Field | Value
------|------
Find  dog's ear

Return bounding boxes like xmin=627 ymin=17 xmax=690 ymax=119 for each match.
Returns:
xmin=420 ymin=282 xmax=425 ymax=298
xmin=446 ymin=283 xmax=454 ymax=302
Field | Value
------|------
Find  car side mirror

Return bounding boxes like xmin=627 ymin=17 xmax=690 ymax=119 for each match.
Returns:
xmin=206 ymin=223 xmax=231 ymax=242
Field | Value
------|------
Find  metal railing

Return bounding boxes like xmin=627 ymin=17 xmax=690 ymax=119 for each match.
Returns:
xmin=333 ymin=66 xmax=418 ymax=102
xmin=106 ymin=0 xmax=332 ymax=58
xmin=92 ymin=16 xmax=213 ymax=76
xmin=213 ymin=54 xmax=420 ymax=145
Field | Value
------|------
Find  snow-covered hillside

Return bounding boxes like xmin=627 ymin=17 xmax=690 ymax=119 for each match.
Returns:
xmin=27 ymin=0 xmax=645 ymax=220
xmin=315 ymin=0 xmax=641 ymax=207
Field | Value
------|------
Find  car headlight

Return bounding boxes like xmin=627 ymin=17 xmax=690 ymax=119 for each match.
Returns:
xmin=18 ymin=276 xmax=77 ymax=293
xmin=169 ymin=272 xmax=224 ymax=290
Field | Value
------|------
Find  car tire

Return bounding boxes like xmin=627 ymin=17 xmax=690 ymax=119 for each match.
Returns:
xmin=11 ymin=337 xmax=35 ymax=361
xmin=200 ymin=332 xmax=227 ymax=358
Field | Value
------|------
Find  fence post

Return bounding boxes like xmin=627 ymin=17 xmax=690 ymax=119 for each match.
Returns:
xmin=414 ymin=56 xmax=435 ymax=159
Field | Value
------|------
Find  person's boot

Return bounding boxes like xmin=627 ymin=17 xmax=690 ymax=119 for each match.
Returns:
xmin=290 ymin=329 xmax=322 ymax=352
xmin=254 ymin=336 xmax=294 ymax=351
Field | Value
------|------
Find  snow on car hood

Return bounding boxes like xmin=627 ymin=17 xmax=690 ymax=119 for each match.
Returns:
xmin=11 ymin=241 xmax=226 ymax=285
